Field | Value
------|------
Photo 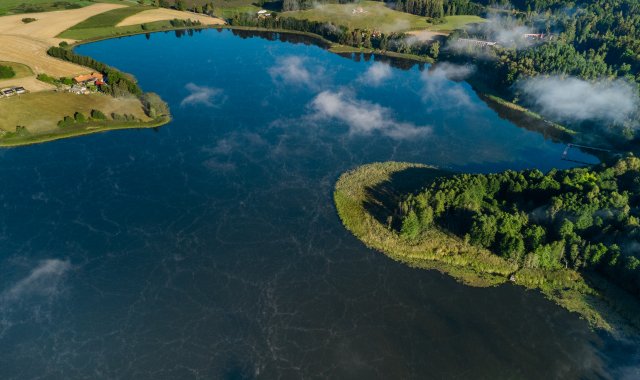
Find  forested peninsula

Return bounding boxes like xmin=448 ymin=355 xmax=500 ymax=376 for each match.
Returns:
xmin=334 ymin=158 xmax=640 ymax=334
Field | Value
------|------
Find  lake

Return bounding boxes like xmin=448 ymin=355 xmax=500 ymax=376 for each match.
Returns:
xmin=0 ymin=28 xmax=637 ymax=379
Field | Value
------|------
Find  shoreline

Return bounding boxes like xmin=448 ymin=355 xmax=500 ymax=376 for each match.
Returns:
xmin=334 ymin=161 xmax=640 ymax=337
xmin=2 ymin=16 xmax=583 ymax=150
xmin=0 ymin=116 xmax=170 ymax=148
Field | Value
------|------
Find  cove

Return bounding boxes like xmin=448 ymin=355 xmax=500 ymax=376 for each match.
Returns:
xmin=0 ymin=28 xmax=636 ymax=378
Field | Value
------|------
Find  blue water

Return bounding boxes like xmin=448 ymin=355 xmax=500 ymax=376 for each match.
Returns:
xmin=0 ymin=29 xmax=635 ymax=379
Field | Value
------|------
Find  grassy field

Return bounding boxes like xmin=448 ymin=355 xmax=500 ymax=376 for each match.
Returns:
xmin=62 ymin=19 xmax=180 ymax=40
xmin=333 ymin=161 xmax=636 ymax=334
xmin=283 ymin=2 xmax=485 ymax=33
xmin=426 ymin=15 xmax=486 ymax=31
xmin=0 ymin=91 xmax=169 ymax=147
xmin=153 ymin=0 xmax=262 ymax=17
xmin=215 ymin=5 xmax=260 ymax=19
xmin=0 ymin=91 xmax=150 ymax=133
xmin=58 ymin=5 xmax=151 ymax=38
xmin=283 ymin=1 xmax=429 ymax=33
xmin=0 ymin=116 xmax=169 ymax=147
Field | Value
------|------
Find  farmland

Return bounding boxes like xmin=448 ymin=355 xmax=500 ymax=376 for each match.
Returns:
xmin=58 ymin=5 xmax=224 ymax=40
xmin=0 ymin=3 xmax=208 ymax=145
xmin=0 ymin=0 xmax=95 ymax=16
xmin=282 ymin=2 xmax=485 ymax=33
xmin=0 ymin=92 xmax=150 ymax=134
xmin=283 ymin=1 xmax=429 ymax=33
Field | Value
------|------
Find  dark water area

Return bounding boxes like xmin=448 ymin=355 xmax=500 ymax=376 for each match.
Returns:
xmin=0 ymin=29 xmax=637 ymax=379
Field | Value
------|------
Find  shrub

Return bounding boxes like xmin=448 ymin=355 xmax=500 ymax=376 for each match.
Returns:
xmin=0 ymin=65 xmax=15 ymax=79
xmin=15 ymin=126 xmax=29 ymax=137
xmin=21 ymin=18 xmax=37 ymax=23
xmin=74 ymin=112 xmax=86 ymax=123
xmin=58 ymin=115 xmax=75 ymax=127
xmin=140 ymin=92 xmax=169 ymax=118
xmin=90 ymin=109 xmax=106 ymax=120
xmin=111 ymin=113 xmax=125 ymax=121
xmin=37 ymin=73 xmax=57 ymax=84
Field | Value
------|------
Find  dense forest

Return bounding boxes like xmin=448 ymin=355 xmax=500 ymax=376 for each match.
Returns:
xmin=399 ymin=157 xmax=640 ymax=299
xmin=449 ymin=0 xmax=640 ymax=84
xmin=393 ymin=0 xmax=484 ymax=17
xmin=440 ymin=0 xmax=640 ymax=146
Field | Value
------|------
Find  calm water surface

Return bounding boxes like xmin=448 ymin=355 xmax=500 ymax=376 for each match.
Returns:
xmin=0 ymin=29 xmax=637 ymax=379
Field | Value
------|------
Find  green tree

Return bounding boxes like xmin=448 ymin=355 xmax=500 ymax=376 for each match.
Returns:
xmin=429 ymin=41 xmax=440 ymax=59
xmin=401 ymin=210 xmax=421 ymax=239
xmin=90 ymin=109 xmax=107 ymax=120
xmin=469 ymin=214 xmax=497 ymax=248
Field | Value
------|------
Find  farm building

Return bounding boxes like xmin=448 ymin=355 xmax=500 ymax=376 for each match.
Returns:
xmin=73 ymin=72 xmax=104 ymax=85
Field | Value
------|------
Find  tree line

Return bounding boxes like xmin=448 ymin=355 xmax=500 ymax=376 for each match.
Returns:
xmin=393 ymin=0 xmax=484 ymax=18
xmin=229 ymin=14 xmax=437 ymax=59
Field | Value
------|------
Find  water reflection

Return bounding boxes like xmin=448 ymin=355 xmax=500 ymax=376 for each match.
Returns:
xmin=0 ymin=28 xmax=635 ymax=379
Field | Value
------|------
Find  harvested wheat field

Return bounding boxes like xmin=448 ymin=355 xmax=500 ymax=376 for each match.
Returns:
xmin=116 ymin=8 xmax=225 ymax=27
xmin=0 ymin=4 xmax=127 ymax=79
xmin=0 ymin=92 xmax=150 ymax=133
xmin=0 ymin=35 xmax=90 ymax=77
xmin=0 ymin=3 xmax=125 ymax=44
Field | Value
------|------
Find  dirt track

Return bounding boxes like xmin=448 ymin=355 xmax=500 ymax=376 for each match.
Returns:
xmin=0 ymin=76 xmax=55 ymax=92
xmin=117 ymin=8 xmax=225 ymax=27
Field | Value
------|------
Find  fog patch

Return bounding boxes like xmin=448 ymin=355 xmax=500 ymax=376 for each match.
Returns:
xmin=181 ymin=83 xmax=226 ymax=107
xmin=447 ymin=13 xmax=539 ymax=56
xmin=359 ymin=62 xmax=393 ymax=86
xmin=1 ymin=259 xmax=72 ymax=303
xmin=421 ymin=63 xmax=476 ymax=108
xmin=518 ymin=76 xmax=639 ymax=124
xmin=485 ymin=13 xmax=536 ymax=48
xmin=309 ymin=90 xmax=431 ymax=139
